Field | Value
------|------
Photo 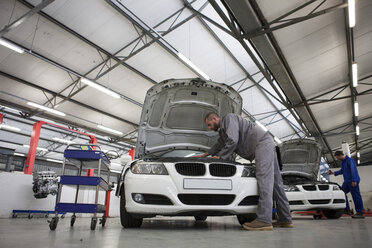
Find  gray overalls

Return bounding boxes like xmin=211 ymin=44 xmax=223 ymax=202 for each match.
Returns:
xmin=208 ymin=113 xmax=291 ymax=223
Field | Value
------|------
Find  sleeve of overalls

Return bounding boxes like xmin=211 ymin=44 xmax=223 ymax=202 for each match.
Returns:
xmin=349 ymin=158 xmax=358 ymax=182
xmin=217 ymin=115 xmax=239 ymax=160
xmin=334 ymin=163 xmax=343 ymax=176
xmin=207 ymin=136 xmax=225 ymax=156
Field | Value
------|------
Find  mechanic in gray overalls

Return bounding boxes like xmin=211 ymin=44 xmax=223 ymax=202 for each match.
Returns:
xmin=198 ymin=113 xmax=293 ymax=231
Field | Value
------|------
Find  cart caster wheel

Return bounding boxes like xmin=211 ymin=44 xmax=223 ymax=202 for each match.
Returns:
xmin=100 ymin=216 xmax=107 ymax=227
xmin=61 ymin=214 xmax=65 ymax=219
xmin=90 ymin=217 xmax=97 ymax=230
xmin=49 ymin=217 xmax=59 ymax=231
xmin=313 ymin=214 xmax=322 ymax=220
xmin=28 ymin=214 xmax=33 ymax=219
xmin=70 ymin=215 xmax=76 ymax=227
xmin=12 ymin=213 xmax=17 ymax=218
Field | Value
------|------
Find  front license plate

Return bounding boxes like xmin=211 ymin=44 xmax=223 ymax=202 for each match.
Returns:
xmin=183 ymin=178 xmax=232 ymax=190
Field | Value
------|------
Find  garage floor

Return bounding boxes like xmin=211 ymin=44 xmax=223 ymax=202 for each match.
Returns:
xmin=0 ymin=216 xmax=371 ymax=248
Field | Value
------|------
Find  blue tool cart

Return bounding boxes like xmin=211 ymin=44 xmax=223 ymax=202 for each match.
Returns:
xmin=48 ymin=144 xmax=111 ymax=231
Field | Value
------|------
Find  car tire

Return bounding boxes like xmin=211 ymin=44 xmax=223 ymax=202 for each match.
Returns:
xmin=237 ymin=213 xmax=257 ymax=225
xmin=194 ymin=216 xmax=207 ymax=221
xmin=322 ymin=209 xmax=344 ymax=219
xmin=120 ymin=186 xmax=143 ymax=228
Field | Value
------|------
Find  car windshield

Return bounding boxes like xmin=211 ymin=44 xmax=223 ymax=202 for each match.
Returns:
xmin=144 ymin=150 xmax=205 ymax=159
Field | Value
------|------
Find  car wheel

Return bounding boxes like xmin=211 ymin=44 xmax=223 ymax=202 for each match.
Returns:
xmin=194 ymin=216 xmax=207 ymax=221
xmin=120 ymin=186 xmax=143 ymax=228
xmin=322 ymin=209 xmax=344 ymax=219
xmin=237 ymin=213 xmax=257 ymax=225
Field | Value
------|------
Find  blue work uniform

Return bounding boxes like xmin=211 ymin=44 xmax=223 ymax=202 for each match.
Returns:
xmin=334 ymin=156 xmax=364 ymax=213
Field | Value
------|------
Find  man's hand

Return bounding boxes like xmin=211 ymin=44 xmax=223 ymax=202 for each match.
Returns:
xmin=211 ymin=156 xmax=221 ymax=159
xmin=352 ymin=182 xmax=357 ymax=187
xmin=328 ymin=170 xmax=334 ymax=175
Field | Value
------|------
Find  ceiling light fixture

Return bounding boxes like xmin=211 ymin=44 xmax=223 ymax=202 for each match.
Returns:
xmin=177 ymin=52 xmax=210 ymax=80
xmin=355 ymin=125 xmax=359 ymax=135
xmin=14 ymin=153 xmax=25 ymax=157
xmin=27 ymin=102 xmax=66 ymax=116
xmin=97 ymin=124 xmax=123 ymax=135
xmin=354 ymin=102 xmax=359 ymax=116
xmin=0 ymin=38 xmax=24 ymax=53
xmin=81 ymin=78 xmax=121 ymax=99
xmin=274 ymin=137 xmax=282 ymax=144
xmin=348 ymin=0 xmax=355 ymax=28
xmin=352 ymin=63 xmax=358 ymax=87
xmin=0 ymin=124 xmax=21 ymax=132
xmin=46 ymin=158 xmax=63 ymax=164
xmin=357 ymin=151 xmax=360 ymax=158
xmin=23 ymin=144 xmax=48 ymax=152
xmin=52 ymin=137 xmax=75 ymax=144
xmin=255 ymin=120 xmax=268 ymax=132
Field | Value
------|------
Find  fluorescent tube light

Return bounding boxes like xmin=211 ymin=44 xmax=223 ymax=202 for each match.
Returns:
xmin=356 ymin=125 xmax=359 ymax=135
xmin=354 ymin=102 xmax=359 ymax=116
xmin=81 ymin=78 xmax=120 ymax=99
xmin=23 ymin=144 xmax=48 ymax=152
xmin=0 ymin=38 xmax=24 ymax=53
xmin=357 ymin=159 xmax=360 ymax=164
xmin=274 ymin=137 xmax=282 ymax=144
xmin=348 ymin=0 xmax=355 ymax=28
xmin=255 ymin=120 xmax=268 ymax=132
xmin=0 ymin=124 xmax=21 ymax=132
xmin=46 ymin=158 xmax=63 ymax=164
xmin=52 ymin=137 xmax=75 ymax=144
xmin=14 ymin=153 xmax=25 ymax=156
xmin=352 ymin=63 xmax=358 ymax=87
xmin=97 ymin=124 xmax=123 ymax=135
xmin=27 ymin=102 xmax=66 ymax=116
xmin=177 ymin=52 xmax=210 ymax=80
xmin=357 ymin=152 xmax=360 ymax=158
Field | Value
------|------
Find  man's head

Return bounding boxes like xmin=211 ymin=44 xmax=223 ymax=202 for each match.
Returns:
xmin=205 ymin=112 xmax=220 ymax=131
xmin=334 ymin=150 xmax=346 ymax=161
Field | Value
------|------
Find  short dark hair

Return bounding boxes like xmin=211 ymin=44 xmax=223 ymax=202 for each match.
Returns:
xmin=334 ymin=150 xmax=344 ymax=156
xmin=205 ymin=112 xmax=219 ymax=121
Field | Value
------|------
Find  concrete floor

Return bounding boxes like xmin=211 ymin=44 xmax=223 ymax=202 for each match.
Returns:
xmin=0 ymin=216 xmax=371 ymax=248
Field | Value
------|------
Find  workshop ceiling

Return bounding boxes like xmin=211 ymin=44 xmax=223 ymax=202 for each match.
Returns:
xmin=0 ymin=0 xmax=371 ymax=165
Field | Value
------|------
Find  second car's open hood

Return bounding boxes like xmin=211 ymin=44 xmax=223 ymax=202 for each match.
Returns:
xmin=135 ymin=78 xmax=242 ymax=159
xmin=279 ymin=139 xmax=322 ymax=180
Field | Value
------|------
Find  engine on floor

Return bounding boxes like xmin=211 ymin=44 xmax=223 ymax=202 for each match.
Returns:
xmin=32 ymin=171 xmax=58 ymax=199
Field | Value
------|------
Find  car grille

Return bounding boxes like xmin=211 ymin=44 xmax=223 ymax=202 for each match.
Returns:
xmin=318 ymin=185 xmax=329 ymax=191
xmin=302 ymin=185 xmax=317 ymax=191
xmin=238 ymin=195 xmax=259 ymax=206
xmin=289 ymin=200 xmax=304 ymax=205
xmin=309 ymin=199 xmax=331 ymax=204
xmin=175 ymin=163 xmax=206 ymax=176
xmin=333 ymin=199 xmax=346 ymax=204
xmin=209 ymin=163 xmax=236 ymax=177
xmin=178 ymin=194 xmax=235 ymax=205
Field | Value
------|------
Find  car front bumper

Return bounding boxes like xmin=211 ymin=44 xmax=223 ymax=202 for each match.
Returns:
xmin=123 ymin=163 xmax=258 ymax=216
xmin=286 ymin=185 xmax=346 ymax=211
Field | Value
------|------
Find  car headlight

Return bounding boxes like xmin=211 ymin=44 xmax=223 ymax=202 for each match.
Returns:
xmin=242 ymin=166 xmax=255 ymax=177
xmin=332 ymin=185 xmax=341 ymax=190
xmin=131 ymin=162 xmax=168 ymax=175
xmin=283 ymin=185 xmax=300 ymax=192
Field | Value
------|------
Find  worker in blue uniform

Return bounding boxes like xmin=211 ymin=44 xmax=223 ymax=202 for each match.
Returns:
xmin=328 ymin=150 xmax=364 ymax=218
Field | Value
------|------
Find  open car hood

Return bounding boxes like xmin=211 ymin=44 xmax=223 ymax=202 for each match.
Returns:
xmin=279 ymin=139 xmax=322 ymax=180
xmin=135 ymin=78 xmax=242 ymax=159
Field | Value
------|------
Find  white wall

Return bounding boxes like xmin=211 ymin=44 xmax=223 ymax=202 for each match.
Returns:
xmin=330 ymin=165 xmax=372 ymax=211
xmin=0 ymin=172 xmax=120 ymax=218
